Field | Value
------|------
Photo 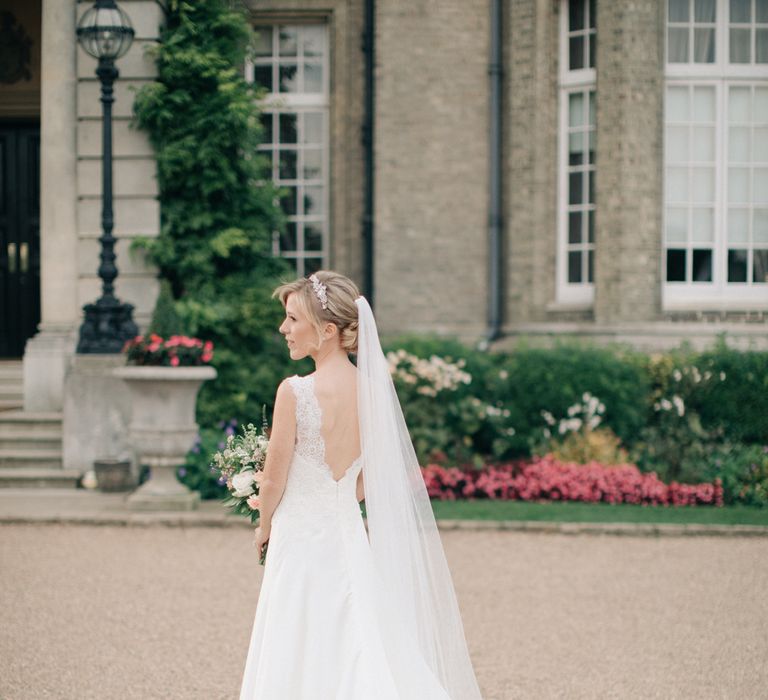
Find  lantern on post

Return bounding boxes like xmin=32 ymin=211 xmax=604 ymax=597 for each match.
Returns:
xmin=75 ymin=0 xmax=138 ymax=353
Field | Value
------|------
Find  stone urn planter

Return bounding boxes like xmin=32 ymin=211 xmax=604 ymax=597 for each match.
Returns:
xmin=113 ymin=365 xmax=217 ymax=511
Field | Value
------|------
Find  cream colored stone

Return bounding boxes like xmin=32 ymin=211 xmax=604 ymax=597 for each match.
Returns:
xmin=77 ymin=39 xmax=158 ymax=80
xmin=77 ymin=157 xmax=158 ymax=197
xmin=77 ymin=237 xmax=155 ymax=277
xmin=25 ymin=0 xmax=80 ymax=412
xmin=77 ymin=79 xmax=151 ymax=119
xmin=39 ymin=0 xmax=79 ymax=327
xmin=375 ymin=0 xmax=489 ymax=336
xmin=62 ymin=355 xmax=134 ymax=473
xmin=77 ymin=197 xmax=159 ymax=237
xmin=78 ymin=118 xmax=154 ymax=157
xmin=78 ymin=275 xmax=159 ymax=323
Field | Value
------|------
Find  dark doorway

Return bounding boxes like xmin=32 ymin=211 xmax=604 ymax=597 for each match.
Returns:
xmin=0 ymin=123 xmax=40 ymax=358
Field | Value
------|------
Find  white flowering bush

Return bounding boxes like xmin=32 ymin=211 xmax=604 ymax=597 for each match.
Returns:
xmin=386 ymin=348 xmax=515 ymax=466
xmin=386 ymin=349 xmax=472 ymax=396
xmin=635 ymin=355 xmax=729 ymax=481
xmin=534 ymin=392 xmax=629 ymax=465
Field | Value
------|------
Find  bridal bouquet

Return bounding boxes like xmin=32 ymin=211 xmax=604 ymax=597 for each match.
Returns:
xmin=210 ymin=410 xmax=270 ymax=564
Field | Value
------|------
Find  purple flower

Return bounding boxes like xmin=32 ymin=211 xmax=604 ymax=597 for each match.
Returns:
xmin=217 ymin=476 xmax=227 ymax=485
xmin=178 ymin=467 xmax=187 ymax=477
xmin=225 ymin=425 xmax=235 ymax=436
xmin=217 ymin=420 xmax=226 ymax=429
xmin=191 ymin=445 xmax=200 ymax=454
xmin=230 ymin=418 xmax=238 ymax=427
xmin=217 ymin=441 xmax=225 ymax=450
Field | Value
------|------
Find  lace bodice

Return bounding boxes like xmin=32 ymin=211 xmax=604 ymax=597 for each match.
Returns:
xmin=289 ymin=373 xmax=326 ymax=466
xmin=267 ymin=374 xmax=364 ymax=532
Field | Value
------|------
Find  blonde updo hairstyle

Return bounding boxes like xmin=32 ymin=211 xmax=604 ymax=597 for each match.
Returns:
xmin=272 ymin=270 xmax=361 ymax=354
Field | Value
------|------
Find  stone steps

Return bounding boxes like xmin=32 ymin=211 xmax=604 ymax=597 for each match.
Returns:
xmin=0 ymin=467 xmax=81 ymax=489
xmin=0 ymin=410 xmax=70 ymax=487
xmin=0 ymin=360 xmax=23 ymax=410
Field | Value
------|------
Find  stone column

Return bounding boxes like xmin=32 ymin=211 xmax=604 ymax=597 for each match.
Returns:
xmin=593 ymin=0 xmax=665 ymax=324
xmin=23 ymin=0 xmax=79 ymax=411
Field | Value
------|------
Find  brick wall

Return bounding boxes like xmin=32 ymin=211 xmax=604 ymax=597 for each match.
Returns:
xmin=374 ymin=0 xmax=489 ymax=338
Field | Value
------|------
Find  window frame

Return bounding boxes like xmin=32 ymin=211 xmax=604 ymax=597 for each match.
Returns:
xmin=664 ymin=0 xmax=768 ymax=309
xmin=557 ymin=0 xmax=596 ymax=305
xmin=245 ymin=22 xmax=331 ymax=278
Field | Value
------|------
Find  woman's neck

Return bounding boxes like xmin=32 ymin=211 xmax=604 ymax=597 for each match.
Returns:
xmin=312 ymin=346 xmax=353 ymax=375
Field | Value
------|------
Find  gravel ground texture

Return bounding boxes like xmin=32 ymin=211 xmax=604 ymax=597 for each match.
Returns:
xmin=1 ymin=524 xmax=766 ymax=700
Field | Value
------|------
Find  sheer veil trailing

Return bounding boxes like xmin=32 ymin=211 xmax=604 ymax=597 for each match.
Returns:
xmin=354 ymin=295 xmax=483 ymax=700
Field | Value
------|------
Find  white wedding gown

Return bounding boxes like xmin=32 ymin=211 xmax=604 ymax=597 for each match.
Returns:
xmin=239 ymin=373 xmax=452 ymax=699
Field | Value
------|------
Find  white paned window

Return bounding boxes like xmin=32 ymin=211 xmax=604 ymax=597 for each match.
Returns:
xmin=665 ymin=1 xmax=768 ymax=308
xmin=247 ymin=24 xmax=329 ymax=277
xmin=567 ymin=0 xmax=596 ymax=71
xmin=667 ymin=0 xmax=717 ymax=64
xmin=558 ymin=0 xmax=596 ymax=304
xmin=729 ymin=0 xmax=768 ymax=64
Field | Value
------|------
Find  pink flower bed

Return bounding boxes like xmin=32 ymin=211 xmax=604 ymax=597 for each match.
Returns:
xmin=422 ymin=455 xmax=723 ymax=506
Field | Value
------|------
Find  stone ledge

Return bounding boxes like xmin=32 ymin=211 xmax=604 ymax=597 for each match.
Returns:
xmin=1 ymin=512 xmax=766 ymax=537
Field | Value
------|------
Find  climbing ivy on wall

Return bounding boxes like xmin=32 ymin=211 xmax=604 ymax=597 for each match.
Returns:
xmin=132 ymin=0 xmax=302 ymax=426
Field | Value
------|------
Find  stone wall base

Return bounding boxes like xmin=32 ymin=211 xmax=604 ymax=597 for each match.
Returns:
xmin=62 ymin=354 xmax=134 ymax=476
xmin=23 ymin=326 xmax=77 ymax=411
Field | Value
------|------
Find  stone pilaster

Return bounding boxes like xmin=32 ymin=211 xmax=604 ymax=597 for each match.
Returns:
xmin=593 ymin=0 xmax=665 ymax=324
xmin=23 ymin=0 xmax=79 ymax=411
xmin=504 ymin=0 xmax=559 ymax=326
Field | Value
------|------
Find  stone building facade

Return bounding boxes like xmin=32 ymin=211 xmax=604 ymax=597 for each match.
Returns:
xmin=3 ymin=0 xmax=768 ymax=418
xmin=245 ymin=0 xmax=768 ymax=347
xmin=0 ymin=0 xmax=162 ymax=412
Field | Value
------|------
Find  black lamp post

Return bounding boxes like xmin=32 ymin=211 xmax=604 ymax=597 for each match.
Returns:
xmin=75 ymin=0 xmax=138 ymax=353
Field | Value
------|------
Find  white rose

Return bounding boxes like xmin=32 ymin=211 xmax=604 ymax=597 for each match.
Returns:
xmin=231 ymin=470 xmax=256 ymax=498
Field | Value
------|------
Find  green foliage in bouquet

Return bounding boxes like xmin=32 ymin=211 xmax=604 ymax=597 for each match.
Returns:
xmin=132 ymin=0 xmax=299 ymax=427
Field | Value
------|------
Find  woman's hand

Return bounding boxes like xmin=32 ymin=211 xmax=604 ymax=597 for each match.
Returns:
xmin=253 ymin=525 xmax=271 ymax=565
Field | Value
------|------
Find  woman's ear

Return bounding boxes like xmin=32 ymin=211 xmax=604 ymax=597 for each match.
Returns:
xmin=323 ymin=322 xmax=338 ymax=340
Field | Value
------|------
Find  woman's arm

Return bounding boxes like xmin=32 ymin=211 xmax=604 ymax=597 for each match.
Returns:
xmin=255 ymin=379 xmax=297 ymax=533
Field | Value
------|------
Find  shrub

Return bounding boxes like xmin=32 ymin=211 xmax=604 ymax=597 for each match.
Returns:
xmin=384 ymin=342 xmax=514 ymax=466
xmin=694 ymin=442 xmax=768 ymax=507
xmin=490 ymin=342 xmax=651 ymax=458
xmin=179 ymin=420 xmax=233 ymax=500
xmin=695 ymin=342 xmax=768 ymax=444
xmin=532 ymin=391 xmax=630 ymax=465
xmin=132 ymin=0 xmax=297 ymax=428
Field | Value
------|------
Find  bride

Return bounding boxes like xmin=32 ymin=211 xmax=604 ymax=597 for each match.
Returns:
xmin=239 ymin=271 xmax=483 ymax=700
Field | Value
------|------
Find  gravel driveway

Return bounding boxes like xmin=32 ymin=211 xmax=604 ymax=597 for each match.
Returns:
xmin=1 ymin=524 xmax=766 ymax=700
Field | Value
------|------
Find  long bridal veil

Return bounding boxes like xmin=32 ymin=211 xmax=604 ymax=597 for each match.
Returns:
xmin=355 ymin=295 xmax=483 ymax=700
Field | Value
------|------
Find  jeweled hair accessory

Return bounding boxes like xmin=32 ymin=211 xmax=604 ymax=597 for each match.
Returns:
xmin=309 ymin=273 xmax=328 ymax=309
